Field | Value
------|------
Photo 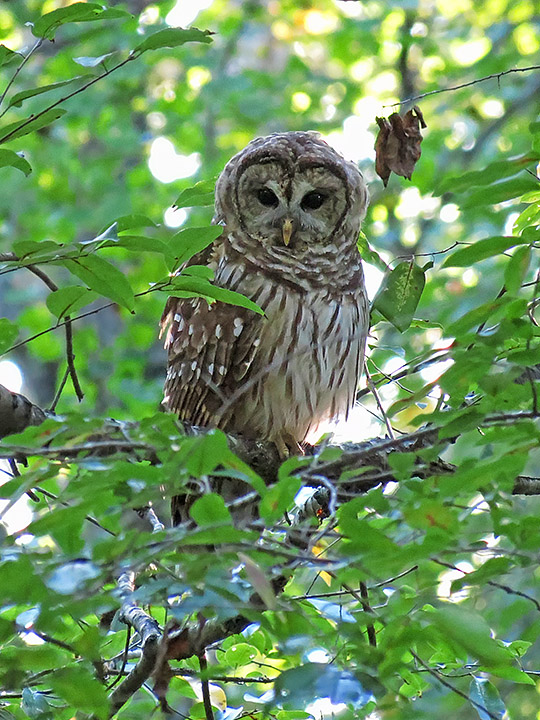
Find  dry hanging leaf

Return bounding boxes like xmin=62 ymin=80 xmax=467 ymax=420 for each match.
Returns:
xmin=375 ymin=106 xmax=427 ymax=186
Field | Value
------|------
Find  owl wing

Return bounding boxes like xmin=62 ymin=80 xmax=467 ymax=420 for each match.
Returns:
xmin=160 ymin=294 xmax=263 ymax=428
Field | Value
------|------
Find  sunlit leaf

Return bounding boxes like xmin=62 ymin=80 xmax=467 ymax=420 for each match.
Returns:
xmin=165 ymin=275 xmax=264 ymax=314
xmin=442 ymin=236 xmax=530 ymax=267
xmin=32 ymin=3 xmax=130 ymax=40
xmin=436 ymin=154 xmax=538 ymax=194
xmin=64 ymin=255 xmax=134 ymax=310
xmin=168 ymin=225 xmax=223 ymax=268
xmin=372 ymin=261 xmax=425 ymax=331
xmin=134 ymin=27 xmax=213 ymax=54
xmin=173 ymin=177 xmax=217 ymax=208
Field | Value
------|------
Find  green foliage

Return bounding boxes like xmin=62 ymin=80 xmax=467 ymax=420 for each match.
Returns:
xmin=0 ymin=1 xmax=539 ymax=720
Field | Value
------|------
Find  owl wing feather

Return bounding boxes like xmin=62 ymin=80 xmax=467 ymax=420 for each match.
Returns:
xmin=161 ymin=294 xmax=263 ymax=428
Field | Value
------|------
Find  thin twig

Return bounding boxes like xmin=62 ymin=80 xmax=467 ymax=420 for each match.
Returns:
xmin=0 ymin=51 xmax=138 ymax=145
xmin=106 ymin=626 xmax=132 ymax=691
xmin=199 ymin=652 xmax=215 ymax=720
xmin=409 ymin=650 xmax=501 ymax=720
xmin=7 ymin=457 xmax=39 ymax=501
xmin=365 ymin=364 xmax=395 ymax=438
xmin=359 ymin=581 xmax=377 ymax=647
xmin=34 ymin=485 xmax=116 ymax=536
xmin=49 ymin=367 xmax=69 ymax=412
xmin=384 ymin=65 xmax=540 ymax=107
xmin=0 ymin=38 xmax=43 ymax=111
xmin=432 ymin=558 xmax=540 ymax=612
xmin=4 ymin=255 xmax=84 ymax=403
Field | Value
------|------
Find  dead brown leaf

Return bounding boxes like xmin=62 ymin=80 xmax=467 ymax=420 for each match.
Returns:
xmin=375 ymin=106 xmax=427 ymax=187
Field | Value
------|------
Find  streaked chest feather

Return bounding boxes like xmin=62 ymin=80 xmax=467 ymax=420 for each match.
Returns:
xmin=216 ymin=259 xmax=369 ymax=442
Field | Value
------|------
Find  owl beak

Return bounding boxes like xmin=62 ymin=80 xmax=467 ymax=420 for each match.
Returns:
xmin=282 ymin=217 xmax=294 ymax=246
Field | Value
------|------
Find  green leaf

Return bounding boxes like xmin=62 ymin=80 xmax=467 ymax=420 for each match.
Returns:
xmin=486 ymin=664 xmax=536 ymax=685
xmin=169 ymin=225 xmax=223 ymax=267
xmin=134 ymin=27 xmax=214 ymax=54
xmin=112 ymin=214 xmax=158 ymax=232
xmin=173 ymin=177 xmax=217 ymax=208
xmin=111 ymin=235 xmax=172 ymax=256
xmin=223 ymin=641 xmax=258 ymax=666
xmin=436 ymin=154 xmax=538 ymax=194
xmin=32 ymin=3 xmax=130 ymax=40
xmin=0 ymin=148 xmax=31 ymax=176
xmin=461 ymin=176 xmax=539 ymax=208
xmin=431 ymin=605 xmax=512 ymax=666
xmin=357 ymin=231 xmax=389 ymax=271
xmin=7 ymin=76 xmax=88 ymax=109
xmin=504 ymin=245 xmax=531 ymax=295
xmin=469 ymin=677 xmax=506 ymax=720
xmin=0 ymin=44 xmax=19 ymax=67
xmin=46 ymin=285 xmax=96 ymax=319
xmin=259 ymin=474 xmax=302 ymax=524
xmin=0 ymin=108 xmax=67 ymax=144
xmin=11 ymin=239 xmax=64 ymax=261
xmin=442 ymin=236 xmax=529 ymax=267
xmin=450 ymin=557 xmax=511 ymax=592
xmin=513 ymin=201 xmax=540 ymax=235
xmin=47 ymin=666 xmax=109 ymax=718
xmin=0 ymin=318 xmax=18 ymax=352
xmin=184 ymin=430 xmax=232 ymax=476
xmin=372 ymin=261 xmax=425 ymax=332
xmin=64 ymin=255 xmax=134 ymax=311
xmin=190 ymin=493 xmax=232 ymax=526
xmin=30 ymin=505 xmax=87 ymax=554
xmin=166 ymin=275 xmax=264 ymax=315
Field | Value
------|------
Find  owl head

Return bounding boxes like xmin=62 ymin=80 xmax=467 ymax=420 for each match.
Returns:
xmin=214 ymin=132 xmax=369 ymax=251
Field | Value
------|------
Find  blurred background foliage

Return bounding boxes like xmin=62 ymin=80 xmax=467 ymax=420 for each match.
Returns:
xmin=0 ymin=0 xmax=539 ymax=719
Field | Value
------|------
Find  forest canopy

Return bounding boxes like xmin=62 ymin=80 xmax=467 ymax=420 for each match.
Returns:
xmin=0 ymin=1 xmax=539 ymax=719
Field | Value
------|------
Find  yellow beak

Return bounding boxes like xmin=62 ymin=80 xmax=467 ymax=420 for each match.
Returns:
xmin=282 ymin=218 xmax=294 ymax=246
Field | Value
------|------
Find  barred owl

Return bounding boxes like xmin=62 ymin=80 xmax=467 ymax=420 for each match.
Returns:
xmin=161 ymin=132 xmax=369 ymax=520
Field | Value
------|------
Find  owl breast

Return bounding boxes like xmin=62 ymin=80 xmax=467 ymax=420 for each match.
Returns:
xmin=215 ymin=254 xmax=369 ymax=445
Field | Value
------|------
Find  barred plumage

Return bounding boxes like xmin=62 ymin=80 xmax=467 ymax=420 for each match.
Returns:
xmin=161 ymin=132 xmax=369 ymax=512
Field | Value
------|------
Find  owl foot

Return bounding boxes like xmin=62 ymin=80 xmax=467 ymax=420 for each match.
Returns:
xmin=274 ymin=433 xmax=305 ymax=460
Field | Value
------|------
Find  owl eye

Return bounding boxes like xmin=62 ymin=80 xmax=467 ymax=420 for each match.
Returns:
xmin=256 ymin=188 xmax=279 ymax=208
xmin=301 ymin=191 xmax=326 ymax=210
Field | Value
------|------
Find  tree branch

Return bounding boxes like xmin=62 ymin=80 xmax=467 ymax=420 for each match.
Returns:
xmin=384 ymin=65 xmax=540 ymax=107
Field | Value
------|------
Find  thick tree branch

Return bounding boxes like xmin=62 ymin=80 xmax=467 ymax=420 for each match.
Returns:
xmin=0 ymin=384 xmax=46 ymax=438
xmin=1 ymin=384 xmax=539 ymax=497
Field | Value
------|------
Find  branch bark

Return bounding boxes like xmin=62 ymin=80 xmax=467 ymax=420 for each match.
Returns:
xmin=0 ymin=384 xmax=46 ymax=438
xmin=1 ymin=383 xmax=539 ymax=497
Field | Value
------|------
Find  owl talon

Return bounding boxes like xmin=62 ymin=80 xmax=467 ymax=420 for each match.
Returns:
xmin=274 ymin=435 xmax=304 ymax=460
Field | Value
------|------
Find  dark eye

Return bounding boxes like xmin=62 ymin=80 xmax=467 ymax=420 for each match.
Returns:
xmin=256 ymin=188 xmax=279 ymax=208
xmin=301 ymin=191 xmax=326 ymax=210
